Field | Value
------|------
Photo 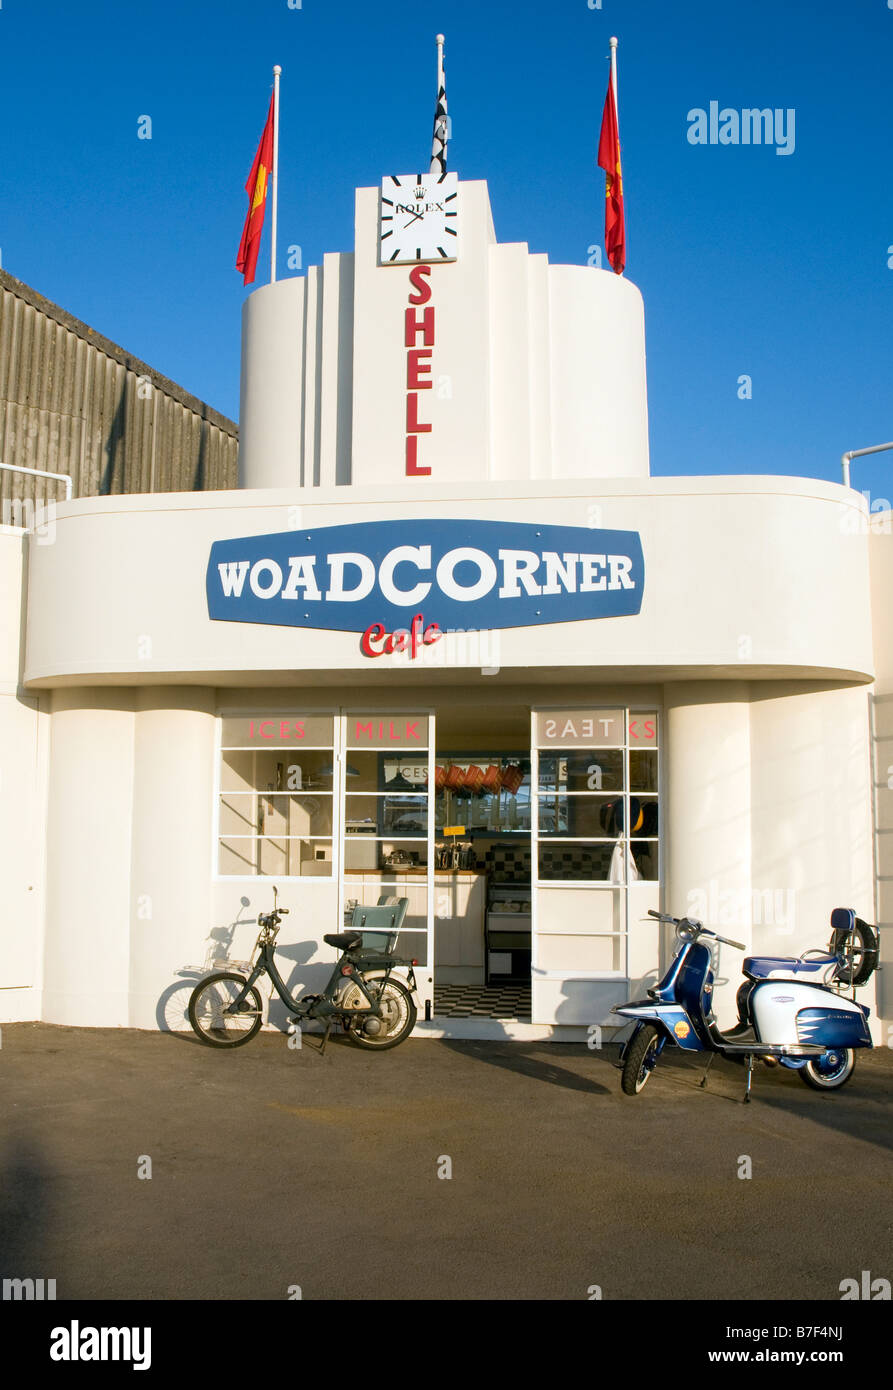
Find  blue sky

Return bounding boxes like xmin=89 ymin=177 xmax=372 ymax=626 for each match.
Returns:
xmin=1 ymin=0 xmax=891 ymax=497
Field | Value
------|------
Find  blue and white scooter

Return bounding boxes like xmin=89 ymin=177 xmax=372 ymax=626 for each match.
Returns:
xmin=613 ymin=908 xmax=878 ymax=1101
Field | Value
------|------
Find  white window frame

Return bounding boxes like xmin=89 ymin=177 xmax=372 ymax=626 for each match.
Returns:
xmin=213 ymin=705 xmax=339 ymax=882
xmin=531 ymin=705 xmax=662 ymax=982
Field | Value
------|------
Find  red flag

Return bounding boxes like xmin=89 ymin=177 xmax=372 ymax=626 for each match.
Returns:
xmin=236 ymin=94 xmax=274 ymax=286
xmin=597 ymin=74 xmax=625 ymax=274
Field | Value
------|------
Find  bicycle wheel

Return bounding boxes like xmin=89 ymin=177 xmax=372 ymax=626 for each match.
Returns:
xmin=188 ymin=972 xmax=264 ymax=1048
xmin=346 ymin=977 xmax=417 ymax=1050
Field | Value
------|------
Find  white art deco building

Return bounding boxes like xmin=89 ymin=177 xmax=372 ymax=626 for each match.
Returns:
xmin=1 ymin=169 xmax=890 ymax=1041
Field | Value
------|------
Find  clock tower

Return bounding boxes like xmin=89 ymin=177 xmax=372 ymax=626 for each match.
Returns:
xmin=238 ymin=175 xmax=650 ymax=491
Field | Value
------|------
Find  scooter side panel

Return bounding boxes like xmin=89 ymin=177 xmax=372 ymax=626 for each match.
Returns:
xmin=796 ymin=1006 xmax=872 ymax=1049
xmin=751 ymin=981 xmax=869 ymax=1046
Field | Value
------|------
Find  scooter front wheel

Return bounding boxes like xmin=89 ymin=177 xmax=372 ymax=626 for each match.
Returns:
xmin=799 ymin=1048 xmax=856 ymax=1091
xmin=621 ymin=1024 xmax=661 ymax=1095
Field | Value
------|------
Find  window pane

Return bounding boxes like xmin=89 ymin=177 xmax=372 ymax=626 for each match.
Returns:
xmin=346 ymin=714 xmax=429 ymax=750
xmin=539 ymin=795 xmax=621 ymax=838
xmin=342 ymin=750 xmax=431 ymax=793
xmin=217 ymin=837 xmax=258 ymax=876
xmin=535 ymin=709 xmax=624 ymax=747
xmin=256 ymin=793 xmax=333 ymax=838
xmin=381 ymin=796 xmax=428 ymax=835
xmin=344 ymin=837 xmax=428 ymax=872
xmin=253 ymin=748 xmax=336 ymax=792
xmin=221 ymin=715 xmax=333 ymax=748
xmin=630 ymin=750 xmax=658 ymax=792
xmin=217 ymin=836 xmax=334 ymax=877
xmin=539 ymin=749 xmax=624 ymax=793
xmin=382 ymin=756 xmax=429 ymax=789
xmin=344 ymin=793 xmax=429 ymax=836
xmin=631 ymin=840 xmax=659 ymax=881
xmin=261 ymin=837 xmax=333 ymax=876
xmin=628 ymin=713 xmax=658 ymax=747
xmin=220 ymin=750 xmax=255 ymax=794
xmin=219 ymin=795 xmax=257 ymax=837
xmin=538 ymin=841 xmax=615 ymax=881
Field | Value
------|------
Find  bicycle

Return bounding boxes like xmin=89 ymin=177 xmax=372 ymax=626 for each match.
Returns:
xmin=188 ymin=888 xmax=419 ymax=1053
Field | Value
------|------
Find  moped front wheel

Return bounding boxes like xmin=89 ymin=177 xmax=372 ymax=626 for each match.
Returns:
xmin=798 ymin=1048 xmax=856 ymax=1091
xmin=188 ymin=972 xmax=264 ymax=1048
xmin=621 ymin=1024 xmax=661 ymax=1095
xmin=346 ymin=978 xmax=417 ymax=1050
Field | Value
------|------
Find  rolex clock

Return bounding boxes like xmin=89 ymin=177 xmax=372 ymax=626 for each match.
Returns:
xmin=379 ymin=172 xmax=459 ymax=264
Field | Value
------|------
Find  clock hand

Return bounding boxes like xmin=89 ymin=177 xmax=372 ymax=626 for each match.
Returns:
xmin=402 ymin=210 xmax=425 ymax=228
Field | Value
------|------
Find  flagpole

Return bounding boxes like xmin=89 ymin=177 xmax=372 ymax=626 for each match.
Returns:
xmin=271 ymin=65 xmax=281 ymax=284
xmin=436 ymin=33 xmax=445 ymax=111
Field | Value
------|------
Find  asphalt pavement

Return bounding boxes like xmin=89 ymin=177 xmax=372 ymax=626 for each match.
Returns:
xmin=1 ymin=1023 xmax=891 ymax=1301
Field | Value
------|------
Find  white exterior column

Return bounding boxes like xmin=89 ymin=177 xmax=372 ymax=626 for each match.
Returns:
xmin=42 ymin=691 xmax=136 ymax=1025
xmin=128 ymin=689 xmax=217 ymax=1029
xmin=663 ymin=682 xmax=753 ymax=1025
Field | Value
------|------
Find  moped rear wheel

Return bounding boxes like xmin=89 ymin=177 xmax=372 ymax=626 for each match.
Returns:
xmin=346 ymin=977 xmax=416 ymax=1050
xmin=798 ymin=1048 xmax=856 ymax=1090
xmin=621 ymin=1024 xmax=661 ymax=1095
xmin=188 ymin=972 xmax=264 ymax=1048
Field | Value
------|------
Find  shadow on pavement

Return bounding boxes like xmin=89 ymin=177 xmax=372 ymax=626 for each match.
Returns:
xmin=441 ymin=1038 xmax=611 ymax=1094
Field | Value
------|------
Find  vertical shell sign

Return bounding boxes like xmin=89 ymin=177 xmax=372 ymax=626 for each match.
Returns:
xmin=207 ymin=518 xmax=644 ymax=633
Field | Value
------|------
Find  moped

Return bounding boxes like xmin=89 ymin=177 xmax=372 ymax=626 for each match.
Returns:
xmin=613 ymin=907 xmax=878 ymax=1101
xmin=188 ymin=889 xmax=419 ymax=1053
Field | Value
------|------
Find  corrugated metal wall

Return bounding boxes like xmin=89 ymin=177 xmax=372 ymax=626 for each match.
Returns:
xmin=0 ymin=268 xmax=238 ymax=513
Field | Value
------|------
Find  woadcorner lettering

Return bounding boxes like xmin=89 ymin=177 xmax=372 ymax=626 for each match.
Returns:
xmin=206 ymin=518 xmax=644 ymax=656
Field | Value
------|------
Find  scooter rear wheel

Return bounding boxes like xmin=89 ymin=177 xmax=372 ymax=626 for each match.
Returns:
xmin=621 ymin=1024 xmax=661 ymax=1095
xmin=798 ymin=1048 xmax=856 ymax=1090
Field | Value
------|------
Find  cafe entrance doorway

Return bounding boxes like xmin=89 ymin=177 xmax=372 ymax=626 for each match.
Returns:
xmin=433 ymin=705 xmax=533 ymax=1023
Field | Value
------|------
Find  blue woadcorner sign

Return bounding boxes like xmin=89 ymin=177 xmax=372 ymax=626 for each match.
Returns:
xmin=206 ymin=518 xmax=644 ymax=633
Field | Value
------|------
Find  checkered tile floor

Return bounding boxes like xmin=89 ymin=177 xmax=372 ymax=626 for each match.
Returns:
xmin=434 ymin=982 xmax=532 ymax=1021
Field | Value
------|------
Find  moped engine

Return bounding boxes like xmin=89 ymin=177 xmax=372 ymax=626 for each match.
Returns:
xmin=333 ymin=976 xmax=372 ymax=1011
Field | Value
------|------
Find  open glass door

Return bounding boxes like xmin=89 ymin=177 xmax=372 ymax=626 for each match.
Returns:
xmin=530 ymin=708 xmax=660 ymax=1027
xmin=338 ymin=712 xmax=435 ymax=1020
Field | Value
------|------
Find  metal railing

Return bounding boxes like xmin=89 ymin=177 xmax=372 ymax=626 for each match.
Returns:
xmin=0 ymin=461 xmax=73 ymax=500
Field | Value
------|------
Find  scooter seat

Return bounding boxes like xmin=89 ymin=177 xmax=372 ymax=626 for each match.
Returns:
xmin=743 ymin=953 xmax=836 ymax=981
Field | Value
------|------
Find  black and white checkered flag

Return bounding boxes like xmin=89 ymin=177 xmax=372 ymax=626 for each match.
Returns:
xmin=430 ymin=35 xmax=448 ymax=175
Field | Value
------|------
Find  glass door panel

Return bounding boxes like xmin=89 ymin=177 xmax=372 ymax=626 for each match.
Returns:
xmin=531 ymin=708 xmax=660 ymax=1026
xmin=340 ymin=713 xmax=434 ymax=1020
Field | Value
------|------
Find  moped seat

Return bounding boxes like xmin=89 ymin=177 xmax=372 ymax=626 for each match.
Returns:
xmin=743 ymin=953 xmax=836 ymax=981
xmin=323 ymin=932 xmax=362 ymax=951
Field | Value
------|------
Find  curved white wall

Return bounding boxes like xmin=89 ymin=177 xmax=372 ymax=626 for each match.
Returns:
xmin=664 ymin=683 xmax=753 ymax=1025
xmin=238 ymin=277 xmax=305 ymax=490
xmin=547 ymin=266 xmax=648 ymax=481
xmin=128 ymin=690 xmax=216 ymax=1029
xmin=42 ymin=691 xmax=135 ymax=1026
xmin=0 ymin=526 xmax=46 ymax=1021
xmin=23 ymin=478 xmax=874 ymax=687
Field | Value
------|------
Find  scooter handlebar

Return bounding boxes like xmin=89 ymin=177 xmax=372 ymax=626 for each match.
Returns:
xmin=711 ymin=932 xmax=746 ymax=950
xmin=646 ymin=910 xmax=745 ymax=951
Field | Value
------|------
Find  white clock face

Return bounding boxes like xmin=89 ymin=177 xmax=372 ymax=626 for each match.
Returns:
xmin=379 ymin=172 xmax=459 ymax=265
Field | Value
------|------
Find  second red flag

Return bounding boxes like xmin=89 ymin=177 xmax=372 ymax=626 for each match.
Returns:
xmin=597 ymin=74 xmax=625 ymax=274
xmin=236 ymin=94 xmax=275 ymax=286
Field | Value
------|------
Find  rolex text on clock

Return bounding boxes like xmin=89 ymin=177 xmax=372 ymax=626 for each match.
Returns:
xmin=379 ymin=173 xmax=459 ymax=264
